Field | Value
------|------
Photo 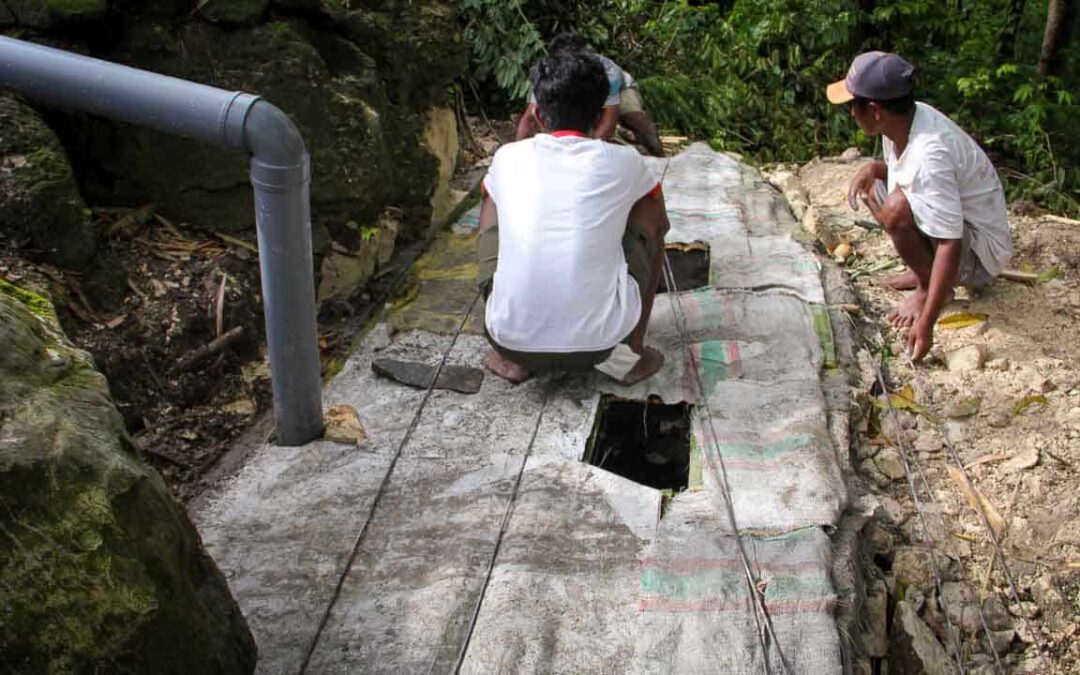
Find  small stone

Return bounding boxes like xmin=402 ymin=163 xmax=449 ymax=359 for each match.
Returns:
xmin=1015 ymin=654 xmax=1053 ymax=673
xmin=1001 ymin=446 xmax=1040 ymax=474
xmin=986 ymin=357 xmax=1011 ymax=371
xmin=867 ymin=523 xmax=895 ymax=559
xmin=879 ymin=496 xmax=907 ymax=524
xmin=323 ymin=404 xmax=368 ymax=445
xmin=875 ymin=448 xmax=907 ymax=481
xmin=946 ymin=345 xmax=987 ymax=372
xmin=893 ymin=546 xmax=958 ymax=590
xmin=1030 ymin=575 xmax=1066 ymax=611
xmin=983 ymin=595 xmax=1012 ymax=631
xmin=802 ymin=205 xmax=839 ymax=250
xmin=223 ymin=398 xmax=256 ymax=416
xmin=891 ymin=601 xmax=954 ymax=675
xmin=767 ymin=169 xmax=800 ymax=194
xmin=983 ymin=630 xmax=1014 ymax=655
xmin=840 ymin=147 xmax=861 ymax=162
xmin=1008 ymin=601 xmax=1040 ymax=619
xmin=1052 ymin=518 xmax=1080 ymax=545
xmin=988 ymin=410 xmax=1012 ymax=428
xmin=861 ymin=458 xmax=894 ymax=488
xmin=944 ymin=419 xmax=969 ymax=445
xmin=914 ymin=432 xmax=944 ymax=454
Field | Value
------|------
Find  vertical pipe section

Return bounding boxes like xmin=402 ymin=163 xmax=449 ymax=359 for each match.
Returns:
xmin=246 ymin=101 xmax=323 ymax=445
xmin=0 ymin=36 xmax=323 ymax=445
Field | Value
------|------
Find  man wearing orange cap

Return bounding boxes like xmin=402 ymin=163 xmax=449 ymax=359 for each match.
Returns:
xmin=828 ymin=52 xmax=1012 ymax=362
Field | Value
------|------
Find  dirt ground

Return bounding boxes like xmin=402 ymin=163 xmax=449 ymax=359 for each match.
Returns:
xmin=770 ymin=157 xmax=1080 ymax=673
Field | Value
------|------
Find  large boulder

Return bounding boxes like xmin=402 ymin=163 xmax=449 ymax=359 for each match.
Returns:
xmin=72 ymin=4 xmax=463 ymax=250
xmin=0 ymin=278 xmax=256 ymax=674
xmin=0 ymin=93 xmax=97 ymax=270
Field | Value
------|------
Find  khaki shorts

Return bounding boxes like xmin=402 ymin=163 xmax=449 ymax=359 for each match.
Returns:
xmin=476 ymin=218 xmax=659 ymax=372
xmin=619 ymin=86 xmax=645 ymax=116
xmin=874 ymin=180 xmax=995 ymax=289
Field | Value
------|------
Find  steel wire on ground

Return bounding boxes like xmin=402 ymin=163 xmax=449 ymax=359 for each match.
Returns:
xmin=872 ymin=359 xmax=1004 ymax=675
xmin=298 ymin=291 xmax=482 ymax=675
xmin=654 ymin=156 xmax=792 ymax=675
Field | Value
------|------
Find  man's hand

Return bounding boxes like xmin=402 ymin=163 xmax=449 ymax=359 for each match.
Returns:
xmin=848 ymin=160 xmax=887 ymax=211
xmin=906 ymin=317 xmax=934 ymax=362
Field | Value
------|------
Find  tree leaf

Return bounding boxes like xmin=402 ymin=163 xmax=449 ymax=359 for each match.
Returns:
xmin=947 ymin=397 xmax=982 ymax=419
xmin=874 ymin=385 xmax=925 ymax=414
xmin=1035 ymin=266 xmax=1062 ymax=284
xmin=937 ymin=312 xmax=989 ymax=329
xmin=1012 ymin=395 xmax=1048 ymax=416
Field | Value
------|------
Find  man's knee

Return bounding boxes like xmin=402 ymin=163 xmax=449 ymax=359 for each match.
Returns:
xmin=878 ymin=189 xmax=916 ymax=235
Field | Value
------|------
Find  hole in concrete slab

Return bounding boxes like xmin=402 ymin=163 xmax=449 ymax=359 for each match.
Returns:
xmin=660 ymin=243 xmax=710 ymax=292
xmin=586 ymin=396 xmax=693 ymax=491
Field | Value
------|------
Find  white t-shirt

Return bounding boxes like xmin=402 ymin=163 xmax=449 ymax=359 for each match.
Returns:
xmin=883 ymin=102 xmax=1012 ymax=275
xmin=483 ymin=133 xmax=659 ymax=352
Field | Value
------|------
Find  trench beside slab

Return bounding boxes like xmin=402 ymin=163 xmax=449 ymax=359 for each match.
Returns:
xmin=194 ymin=144 xmax=850 ymax=674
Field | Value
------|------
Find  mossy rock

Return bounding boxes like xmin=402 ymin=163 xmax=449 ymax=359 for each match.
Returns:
xmin=339 ymin=1 xmax=466 ymax=110
xmin=45 ymin=0 xmax=107 ymax=20
xmin=77 ymin=19 xmax=448 ymax=241
xmin=196 ymin=0 xmax=269 ymax=26
xmin=0 ymin=93 xmax=97 ymax=270
xmin=4 ymin=0 xmax=52 ymax=26
xmin=0 ymin=282 xmax=257 ymax=674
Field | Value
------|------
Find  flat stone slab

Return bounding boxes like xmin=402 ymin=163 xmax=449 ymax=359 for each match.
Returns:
xmin=371 ymin=357 xmax=484 ymax=394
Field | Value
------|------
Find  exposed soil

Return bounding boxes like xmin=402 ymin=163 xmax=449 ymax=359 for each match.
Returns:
xmin=770 ymin=157 xmax=1080 ymax=674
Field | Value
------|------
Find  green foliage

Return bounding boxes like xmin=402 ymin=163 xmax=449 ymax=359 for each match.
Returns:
xmin=457 ymin=0 xmax=545 ymax=100
xmin=452 ymin=0 xmax=1080 ymax=214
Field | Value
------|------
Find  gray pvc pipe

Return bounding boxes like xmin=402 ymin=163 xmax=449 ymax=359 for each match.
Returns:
xmin=0 ymin=36 xmax=323 ymax=446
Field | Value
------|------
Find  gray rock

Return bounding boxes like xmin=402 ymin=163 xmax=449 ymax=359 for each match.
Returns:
xmin=372 ymin=357 xmax=484 ymax=394
xmin=874 ymin=448 xmax=907 ymax=481
xmin=197 ymin=0 xmax=270 ymax=24
xmin=840 ymin=147 xmax=861 ymax=162
xmin=0 ymin=93 xmax=97 ymax=270
xmin=945 ymin=345 xmax=987 ymax=372
xmin=1030 ymin=574 xmax=1066 ymax=612
xmin=76 ymin=8 xmax=465 ymax=254
xmin=863 ymin=578 xmax=888 ymax=657
xmin=0 ymin=281 xmax=256 ymax=673
xmin=893 ymin=546 xmax=958 ymax=592
xmin=914 ymin=432 xmax=944 ymax=454
xmin=890 ymin=601 xmax=957 ymax=675
xmin=982 ymin=629 xmax=1014 ymax=655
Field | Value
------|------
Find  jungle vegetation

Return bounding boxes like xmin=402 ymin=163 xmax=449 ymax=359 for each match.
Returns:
xmin=454 ymin=0 xmax=1080 ymax=215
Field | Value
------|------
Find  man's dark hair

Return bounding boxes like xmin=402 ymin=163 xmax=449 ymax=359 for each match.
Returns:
xmin=531 ymin=52 xmax=607 ymax=133
xmin=548 ymin=32 xmax=588 ymax=55
xmin=853 ymin=93 xmax=916 ymax=116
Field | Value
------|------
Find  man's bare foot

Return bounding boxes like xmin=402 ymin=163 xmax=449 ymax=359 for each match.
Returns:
xmin=886 ymin=288 xmax=926 ymax=328
xmin=485 ymin=350 xmax=531 ymax=384
xmin=618 ymin=346 xmax=664 ymax=385
xmin=878 ymin=269 xmax=919 ymax=290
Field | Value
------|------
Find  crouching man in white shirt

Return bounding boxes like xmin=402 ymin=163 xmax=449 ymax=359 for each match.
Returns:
xmin=476 ymin=51 xmax=670 ymax=384
xmin=828 ymin=52 xmax=1013 ymax=362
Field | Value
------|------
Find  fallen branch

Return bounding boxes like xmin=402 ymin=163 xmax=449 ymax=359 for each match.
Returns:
xmin=999 ymin=269 xmax=1040 ymax=284
xmin=173 ymin=326 xmax=244 ymax=372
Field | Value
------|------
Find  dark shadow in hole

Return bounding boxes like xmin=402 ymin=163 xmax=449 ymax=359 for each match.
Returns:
xmin=660 ymin=244 xmax=710 ymax=293
xmin=586 ymin=396 xmax=692 ymax=491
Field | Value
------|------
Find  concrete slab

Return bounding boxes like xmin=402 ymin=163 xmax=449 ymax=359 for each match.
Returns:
xmin=195 ymin=144 xmax=852 ymax=674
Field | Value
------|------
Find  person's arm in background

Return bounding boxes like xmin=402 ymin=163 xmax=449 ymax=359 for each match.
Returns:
xmin=593 ymin=104 xmax=619 ymax=140
xmin=515 ymin=103 xmax=541 ymax=140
